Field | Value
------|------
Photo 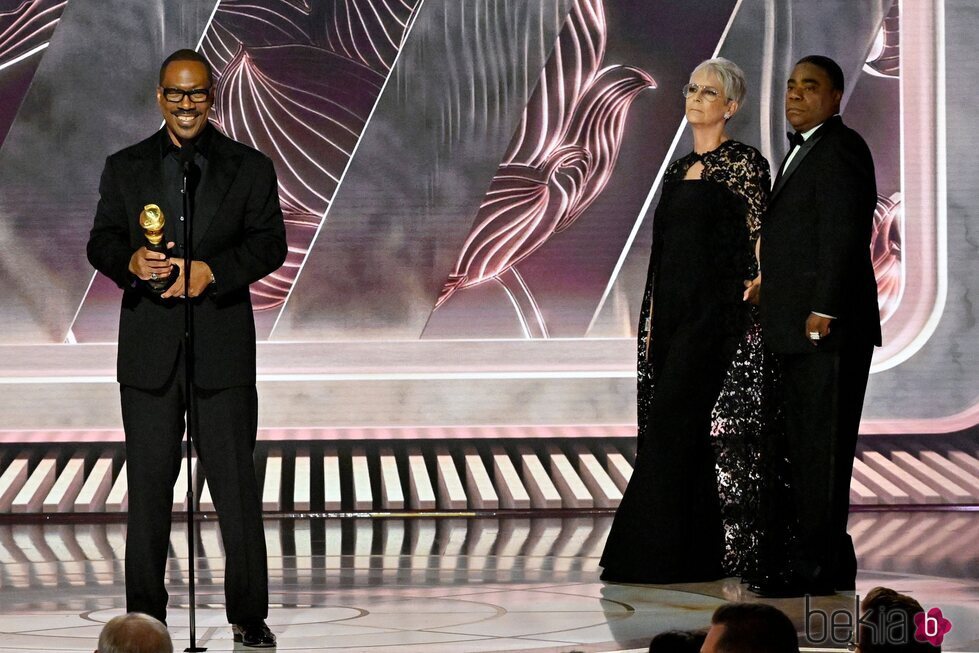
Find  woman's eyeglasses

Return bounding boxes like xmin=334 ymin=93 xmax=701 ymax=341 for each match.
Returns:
xmin=682 ymin=83 xmax=724 ymax=102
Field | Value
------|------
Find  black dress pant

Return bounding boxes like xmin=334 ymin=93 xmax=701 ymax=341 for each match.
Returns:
xmin=120 ymin=357 xmax=269 ymax=625
xmin=777 ymin=339 xmax=874 ymax=587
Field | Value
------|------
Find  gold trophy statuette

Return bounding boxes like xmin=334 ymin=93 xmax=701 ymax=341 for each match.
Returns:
xmin=139 ymin=204 xmax=176 ymax=292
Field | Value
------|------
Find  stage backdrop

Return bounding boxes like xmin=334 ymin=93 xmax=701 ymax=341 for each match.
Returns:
xmin=0 ymin=0 xmax=975 ymax=441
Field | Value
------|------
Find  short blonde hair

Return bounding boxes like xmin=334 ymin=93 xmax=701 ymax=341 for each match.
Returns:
xmin=690 ymin=57 xmax=747 ymax=105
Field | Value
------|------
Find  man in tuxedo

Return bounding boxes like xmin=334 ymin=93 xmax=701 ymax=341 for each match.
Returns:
xmin=750 ymin=55 xmax=881 ymax=596
xmin=87 ymin=49 xmax=285 ymax=647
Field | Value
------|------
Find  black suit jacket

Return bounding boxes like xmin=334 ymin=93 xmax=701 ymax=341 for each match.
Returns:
xmin=760 ymin=116 xmax=882 ymax=354
xmin=87 ymin=125 xmax=287 ymax=390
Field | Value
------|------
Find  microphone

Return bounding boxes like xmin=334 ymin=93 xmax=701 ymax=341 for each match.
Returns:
xmin=179 ymin=142 xmax=195 ymax=171
xmin=179 ymin=143 xmax=195 ymax=261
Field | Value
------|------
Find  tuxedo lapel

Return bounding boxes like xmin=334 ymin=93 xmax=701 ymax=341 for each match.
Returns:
xmin=770 ymin=116 xmax=840 ymax=201
xmin=771 ymin=133 xmax=822 ymax=200
xmin=192 ymin=132 xmax=242 ymax=249
xmin=770 ymin=148 xmax=793 ymax=192
xmin=132 ymin=146 xmax=167 ymax=236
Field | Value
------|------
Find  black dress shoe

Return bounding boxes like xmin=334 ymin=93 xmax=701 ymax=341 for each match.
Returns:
xmin=232 ymin=621 xmax=276 ymax=648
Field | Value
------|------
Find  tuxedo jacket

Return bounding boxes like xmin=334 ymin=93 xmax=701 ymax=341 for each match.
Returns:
xmin=87 ymin=125 xmax=287 ymax=390
xmin=760 ymin=116 xmax=882 ymax=354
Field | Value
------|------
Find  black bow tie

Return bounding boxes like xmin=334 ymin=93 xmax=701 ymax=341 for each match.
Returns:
xmin=787 ymin=131 xmax=805 ymax=148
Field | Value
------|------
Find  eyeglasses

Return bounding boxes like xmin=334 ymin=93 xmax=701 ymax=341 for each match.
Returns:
xmin=682 ymin=83 xmax=725 ymax=102
xmin=161 ymin=87 xmax=212 ymax=103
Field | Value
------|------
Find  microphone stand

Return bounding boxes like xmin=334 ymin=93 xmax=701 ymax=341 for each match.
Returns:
xmin=180 ymin=144 xmax=206 ymax=653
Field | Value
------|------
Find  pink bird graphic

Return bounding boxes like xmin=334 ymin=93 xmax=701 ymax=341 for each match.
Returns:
xmin=435 ymin=0 xmax=655 ymax=338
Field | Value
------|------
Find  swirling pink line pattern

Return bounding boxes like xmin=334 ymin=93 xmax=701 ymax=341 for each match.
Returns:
xmin=872 ymin=192 xmax=902 ymax=324
xmin=322 ymin=0 xmax=417 ymax=72
xmin=0 ymin=0 xmax=66 ymax=147
xmin=864 ymin=1 xmax=899 ymax=78
xmin=435 ymin=0 xmax=654 ymax=338
xmin=199 ymin=0 xmax=420 ymax=312
xmin=502 ymin=0 xmax=607 ymax=169
xmin=0 ymin=0 xmax=65 ymax=69
xmin=203 ymin=1 xmax=313 ymax=73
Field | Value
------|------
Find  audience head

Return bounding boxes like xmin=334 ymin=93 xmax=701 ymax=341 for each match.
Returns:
xmin=96 ymin=612 xmax=173 ymax=653
xmin=857 ymin=586 xmax=941 ymax=652
xmin=702 ymin=602 xmax=799 ymax=653
xmin=649 ymin=628 xmax=707 ymax=652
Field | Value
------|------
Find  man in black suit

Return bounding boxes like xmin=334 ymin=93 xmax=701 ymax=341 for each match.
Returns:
xmin=87 ymin=49 xmax=285 ymax=647
xmin=748 ymin=55 xmax=881 ymax=596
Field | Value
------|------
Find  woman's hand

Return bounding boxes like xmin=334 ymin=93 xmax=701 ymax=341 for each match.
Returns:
xmin=743 ymin=275 xmax=761 ymax=305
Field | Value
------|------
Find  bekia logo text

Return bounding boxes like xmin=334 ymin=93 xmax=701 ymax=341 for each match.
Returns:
xmin=805 ymin=595 xmax=952 ymax=647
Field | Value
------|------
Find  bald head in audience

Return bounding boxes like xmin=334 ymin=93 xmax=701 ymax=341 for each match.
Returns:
xmin=96 ymin=613 xmax=172 ymax=653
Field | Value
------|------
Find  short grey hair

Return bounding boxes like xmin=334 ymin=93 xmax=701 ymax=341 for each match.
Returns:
xmin=98 ymin=613 xmax=173 ymax=653
xmin=690 ymin=57 xmax=747 ymax=106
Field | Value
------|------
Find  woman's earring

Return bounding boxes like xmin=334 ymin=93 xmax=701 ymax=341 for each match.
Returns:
xmin=723 ymin=112 xmax=731 ymax=119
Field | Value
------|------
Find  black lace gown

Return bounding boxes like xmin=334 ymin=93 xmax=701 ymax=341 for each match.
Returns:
xmin=600 ymin=140 xmax=782 ymax=583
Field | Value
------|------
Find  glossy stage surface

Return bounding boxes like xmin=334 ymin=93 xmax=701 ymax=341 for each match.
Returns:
xmin=1 ymin=511 xmax=977 ymax=652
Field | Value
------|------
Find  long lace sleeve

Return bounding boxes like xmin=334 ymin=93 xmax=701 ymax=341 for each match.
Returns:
xmin=703 ymin=142 xmax=771 ymax=237
xmin=740 ymin=147 xmax=771 ymax=237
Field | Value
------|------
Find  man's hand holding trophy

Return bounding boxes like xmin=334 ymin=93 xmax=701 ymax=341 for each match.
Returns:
xmin=129 ymin=203 xmax=178 ymax=293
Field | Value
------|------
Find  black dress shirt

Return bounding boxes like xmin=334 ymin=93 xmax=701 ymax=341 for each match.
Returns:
xmin=159 ymin=125 xmax=212 ymax=259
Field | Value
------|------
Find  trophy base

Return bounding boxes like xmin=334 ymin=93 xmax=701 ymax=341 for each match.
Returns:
xmin=147 ymin=267 xmax=179 ymax=294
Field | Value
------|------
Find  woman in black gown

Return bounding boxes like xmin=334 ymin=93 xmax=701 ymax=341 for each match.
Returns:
xmin=600 ymin=58 xmax=777 ymax=583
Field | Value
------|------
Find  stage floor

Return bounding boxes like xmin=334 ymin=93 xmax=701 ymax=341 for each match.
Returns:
xmin=1 ymin=511 xmax=977 ymax=652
